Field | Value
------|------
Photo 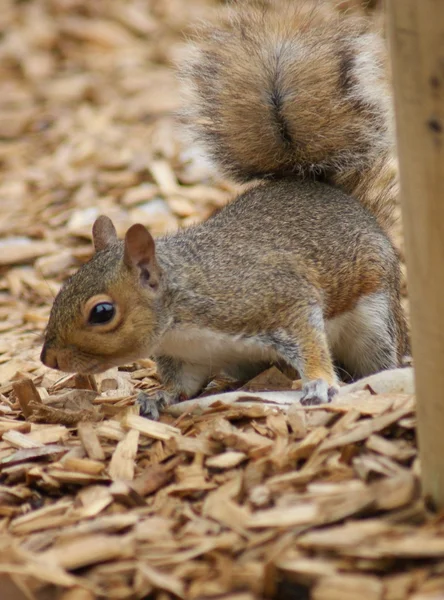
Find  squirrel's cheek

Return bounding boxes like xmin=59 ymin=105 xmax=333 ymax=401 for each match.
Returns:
xmin=56 ymin=350 xmax=76 ymax=372
xmin=41 ymin=346 xmax=69 ymax=372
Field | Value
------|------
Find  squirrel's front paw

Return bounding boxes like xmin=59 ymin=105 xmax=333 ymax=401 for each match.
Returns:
xmin=137 ymin=391 xmax=174 ymax=421
xmin=300 ymin=379 xmax=339 ymax=406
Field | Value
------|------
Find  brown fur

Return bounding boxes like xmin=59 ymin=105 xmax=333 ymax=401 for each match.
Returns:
xmin=180 ymin=0 xmax=397 ymax=232
xmin=41 ymin=180 xmax=408 ymax=406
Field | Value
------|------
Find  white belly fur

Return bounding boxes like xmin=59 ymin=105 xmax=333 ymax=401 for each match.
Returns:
xmin=157 ymin=291 xmax=391 ymax=377
xmin=157 ymin=326 xmax=277 ymax=372
xmin=325 ymin=291 xmax=393 ymax=376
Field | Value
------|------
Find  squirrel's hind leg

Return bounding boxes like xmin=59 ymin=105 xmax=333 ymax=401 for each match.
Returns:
xmin=326 ymin=290 xmax=399 ymax=380
xmin=266 ymin=308 xmax=339 ymax=406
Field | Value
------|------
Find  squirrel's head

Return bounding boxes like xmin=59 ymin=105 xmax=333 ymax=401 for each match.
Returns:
xmin=41 ymin=216 xmax=162 ymax=374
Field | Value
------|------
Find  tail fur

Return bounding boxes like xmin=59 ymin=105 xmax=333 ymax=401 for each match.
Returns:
xmin=179 ymin=0 xmax=397 ymax=231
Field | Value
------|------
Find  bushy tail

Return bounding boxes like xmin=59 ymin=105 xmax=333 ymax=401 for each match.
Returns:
xmin=179 ymin=0 xmax=397 ymax=231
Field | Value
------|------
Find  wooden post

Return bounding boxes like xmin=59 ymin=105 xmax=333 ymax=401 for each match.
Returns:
xmin=387 ymin=1 xmax=444 ymax=508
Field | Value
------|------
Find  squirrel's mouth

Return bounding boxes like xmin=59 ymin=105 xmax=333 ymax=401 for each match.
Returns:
xmin=40 ymin=340 xmax=148 ymax=375
xmin=40 ymin=343 xmax=117 ymax=375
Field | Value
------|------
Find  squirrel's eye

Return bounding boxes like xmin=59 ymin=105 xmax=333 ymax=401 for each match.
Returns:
xmin=88 ymin=302 xmax=115 ymax=325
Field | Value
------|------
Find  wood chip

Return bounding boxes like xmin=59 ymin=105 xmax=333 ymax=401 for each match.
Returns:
xmin=0 ymin=444 xmax=67 ymax=468
xmin=108 ymin=429 xmax=139 ymax=481
xmin=206 ymin=451 xmax=247 ymax=469
xmin=62 ymin=457 xmax=105 ymax=475
xmin=12 ymin=378 xmax=42 ymax=418
xmin=247 ymin=504 xmax=318 ymax=528
xmin=312 ymin=574 xmax=383 ymax=600
xmin=0 ymin=240 xmax=57 ymax=266
xmin=124 ymin=413 xmax=180 ymax=441
xmin=2 ymin=430 xmax=42 ymax=449
xmin=41 ymin=534 xmax=135 ymax=570
xmin=77 ymin=422 xmax=105 ymax=461
xmin=319 ymin=400 xmax=415 ymax=451
xmin=138 ymin=563 xmax=184 ymax=598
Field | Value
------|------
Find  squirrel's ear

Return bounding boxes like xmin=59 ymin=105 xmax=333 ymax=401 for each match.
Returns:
xmin=92 ymin=216 xmax=118 ymax=252
xmin=124 ymin=224 xmax=159 ymax=289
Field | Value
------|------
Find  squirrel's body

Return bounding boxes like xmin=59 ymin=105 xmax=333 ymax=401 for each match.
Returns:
xmin=41 ymin=1 xmax=408 ymax=408
xmin=41 ymin=180 xmax=407 ymax=406
xmin=156 ymin=179 xmax=397 ymax=332
xmin=155 ymin=179 xmax=406 ymax=385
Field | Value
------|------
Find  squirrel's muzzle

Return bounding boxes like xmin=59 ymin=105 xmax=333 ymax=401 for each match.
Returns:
xmin=40 ymin=343 xmax=59 ymax=370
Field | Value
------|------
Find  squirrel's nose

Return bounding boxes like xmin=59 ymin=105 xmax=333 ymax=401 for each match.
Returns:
xmin=40 ymin=344 xmax=59 ymax=370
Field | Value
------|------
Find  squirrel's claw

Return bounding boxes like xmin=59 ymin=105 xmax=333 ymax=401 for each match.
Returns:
xmin=137 ymin=391 xmax=171 ymax=421
xmin=300 ymin=379 xmax=339 ymax=406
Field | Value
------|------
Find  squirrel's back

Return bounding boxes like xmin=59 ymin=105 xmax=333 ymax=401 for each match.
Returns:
xmin=157 ymin=179 xmax=399 ymax=319
xmin=180 ymin=0 xmax=397 ymax=231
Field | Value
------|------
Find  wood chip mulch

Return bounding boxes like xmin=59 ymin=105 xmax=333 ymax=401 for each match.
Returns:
xmin=0 ymin=0 xmax=437 ymax=599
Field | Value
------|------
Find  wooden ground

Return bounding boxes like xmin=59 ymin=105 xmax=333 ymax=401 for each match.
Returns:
xmin=0 ymin=1 xmax=441 ymax=599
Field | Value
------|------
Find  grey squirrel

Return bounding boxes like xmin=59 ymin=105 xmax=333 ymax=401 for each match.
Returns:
xmin=40 ymin=1 xmax=408 ymax=408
